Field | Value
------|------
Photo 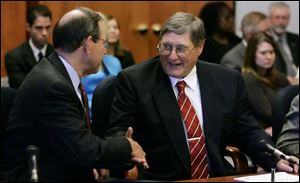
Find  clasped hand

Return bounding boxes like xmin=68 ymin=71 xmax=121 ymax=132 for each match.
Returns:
xmin=126 ymin=127 xmax=149 ymax=169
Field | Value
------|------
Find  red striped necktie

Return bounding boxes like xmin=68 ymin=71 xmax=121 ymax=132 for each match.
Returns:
xmin=176 ymin=80 xmax=209 ymax=179
xmin=79 ymin=82 xmax=91 ymax=129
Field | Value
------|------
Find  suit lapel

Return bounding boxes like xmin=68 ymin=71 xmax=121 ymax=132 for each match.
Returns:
xmin=47 ymin=53 xmax=83 ymax=108
xmin=152 ymin=67 xmax=191 ymax=175
xmin=24 ymin=42 xmax=38 ymax=68
xmin=196 ymin=62 xmax=223 ymax=158
xmin=287 ymin=33 xmax=299 ymax=66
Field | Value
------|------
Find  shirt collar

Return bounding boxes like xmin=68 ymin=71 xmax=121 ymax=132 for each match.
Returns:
xmin=29 ymin=38 xmax=47 ymax=61
xmin=270 ymin=29 xmax=287 ymax=42
xmin=242 ymin=39 xmax=247 ymax=47
xmin=169 ymin=66 xmax=198 ymax=92
xmin=58 ymin=55 xmax=81 ymax=91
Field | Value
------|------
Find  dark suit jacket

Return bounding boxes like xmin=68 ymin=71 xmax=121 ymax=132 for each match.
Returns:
xmin=5 ymin=41 xmax=54 ymax=89
xmin=1 ymin=52 xmax=131 ymax=182
xmin=115 ymin=49 xmax=135 ymax=69
xmin=274 ymin=32 xmax=299 ymax=75
xmin=107 ymin=56 xmax=276 ymax=180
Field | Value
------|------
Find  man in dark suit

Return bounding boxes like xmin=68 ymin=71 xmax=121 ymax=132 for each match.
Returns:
xmin=5 ymin=5 xmax=54 ymax=89
xmin=1 ymin=7 xmax=147 ymax=182
xmin=106 ymin=12 xmax=298 ymax=181
xmin=268 ymin=2 xmax=299 ymax=82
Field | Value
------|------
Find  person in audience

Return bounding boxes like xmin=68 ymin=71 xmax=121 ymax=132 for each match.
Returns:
xmin=198 ymin=2 xmax=241 ymax=64
xmin=1 ymin=7 xmax=147 ymax=182
xmin=82 ymin=54 xmax=121 ymax=114
xmin=276 ymin=94 xmax=299 ymax=158
xmin=106 ymin=15 xmax=135 ymax=69
xmin=221 ymin=12 xmax=271 ymax=72
xmin=268 ymin=2 xmax=299 ymax=82
xmin=242 ymin=31 xmax=291 ymax=136
xmin=106 ymin=12 xmax=298 ymax=181
xmin=5 ymin=5 xmax=54 ymax=89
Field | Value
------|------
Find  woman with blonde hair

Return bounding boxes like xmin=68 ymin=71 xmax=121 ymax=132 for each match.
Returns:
xmin=107 ymin=15 xmax=135 ymax=69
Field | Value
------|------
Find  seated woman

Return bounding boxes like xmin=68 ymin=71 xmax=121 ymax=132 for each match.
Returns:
xmin=106 ymin=15 xmax=135 ymax=69
xmin=81 ymin=55 xmax=121 ymax=114
xmin=198 ymin=2 xmax=241 ymax=64
xmin=242 ymin=31 xmax=290 ymax=136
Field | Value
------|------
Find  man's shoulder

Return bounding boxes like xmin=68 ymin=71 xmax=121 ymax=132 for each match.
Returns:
xmin=6 ymin=41 xmax=29 ymax=56
xmin=221 ymin=42 xmax=244 ymax=61
xmin=286 ymin=31 xmax=299 ymax=40
xmin=198 ymin=61 xmax=241 ymax=82
xmin=123 ymin=56 xmax=160 ymax=73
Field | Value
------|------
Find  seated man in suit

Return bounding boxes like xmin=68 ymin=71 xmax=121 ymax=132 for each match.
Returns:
xmin=268 ymin=2 xmax=299 ymax=82
xmin=277 ymin=95 xmax=299 ymax=158
xmin=5 ymin=5 xmax=55 ymax=89
xmin=1 ymin=7 xmax=147 ymax=182
xmin=106 ymin=12 xmax=298 ymax=181
xmin=221 ymin=11 xmax=271 ymax=72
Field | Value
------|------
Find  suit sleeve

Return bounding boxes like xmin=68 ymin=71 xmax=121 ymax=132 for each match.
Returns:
xmin=106 ymin=71 xmax=137 ymax=137
xmin=5 ymin=52 xmax=26 ymax=89
xmin=233 ymin=74 xmax=276 ymax=171
xmin=37 ymin=82 xmax=132 ymax=168
xmin=276 ymin=95 xmax=299 ymax=156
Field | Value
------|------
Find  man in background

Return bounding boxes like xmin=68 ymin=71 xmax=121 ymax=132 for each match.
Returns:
xmin=268 ymin=2 xmax=299 ymax=82
xmin=221 ymin=11 xmax=270 ymax=71
xmin=5 ymin=4 xmax=54 ymax=89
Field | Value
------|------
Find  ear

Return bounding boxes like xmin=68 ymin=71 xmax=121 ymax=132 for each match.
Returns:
xmin=196 ymin=40 xmax=205 ymax=56
xmin=82 ymin=36 xmax=93 ymax=53
xmin=26 ymin=23 xmax=31 ymax=33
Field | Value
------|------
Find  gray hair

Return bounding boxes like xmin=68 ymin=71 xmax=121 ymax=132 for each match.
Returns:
xmin=269 ymin=2 xmax=290 ymax=15
xmin=159 ymin=12 xmax=206 ymax=47
xmin=241 ymin=12 xmax=267 ymax=34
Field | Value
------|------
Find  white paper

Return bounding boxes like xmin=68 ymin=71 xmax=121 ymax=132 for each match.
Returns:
xmin=233 ymin=172 xmax=299 ymax=182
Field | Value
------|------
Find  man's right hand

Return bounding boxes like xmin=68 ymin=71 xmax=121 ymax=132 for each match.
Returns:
xmin=125 ymin=127 xmax=149 ymax=169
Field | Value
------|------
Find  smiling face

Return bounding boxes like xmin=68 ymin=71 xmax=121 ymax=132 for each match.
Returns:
xmin=159 ymin=32 xmax=203 ymax=79
xmin=255 ymin=41 xmax=275 ymax=70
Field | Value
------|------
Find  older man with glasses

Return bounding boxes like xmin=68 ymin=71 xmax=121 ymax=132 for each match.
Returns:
xmin=106 ymin=12 xmax=298 ymax=181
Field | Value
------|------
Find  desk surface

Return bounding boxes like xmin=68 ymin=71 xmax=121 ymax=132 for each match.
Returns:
xmin=176 ymin=172 xmax=299 ymax=182
xmin=176 ymin=173 xmax=257 ymax=182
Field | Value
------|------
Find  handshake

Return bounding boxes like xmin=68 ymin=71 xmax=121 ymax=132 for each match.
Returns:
xmin=93 ymin=127 xmax=148 ymax=181
xmin=125 ymin=127 xmax=149 ymax=169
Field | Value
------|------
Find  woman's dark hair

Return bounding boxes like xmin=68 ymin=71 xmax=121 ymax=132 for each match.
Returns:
xmin=243 ymin=31 xmax=281 ymax=88
xmin=199 ymin=2 xmax=232 ymax=36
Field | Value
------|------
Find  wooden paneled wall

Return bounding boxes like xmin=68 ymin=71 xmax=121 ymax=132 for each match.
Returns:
xmin=1 ymin=1 xmax=234 ymax=77
xmin=1 ymin=2 xmax=26 ymax=77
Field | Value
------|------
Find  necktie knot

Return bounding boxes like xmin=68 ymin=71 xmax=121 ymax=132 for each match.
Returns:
xmin=176 ymin=80 xmax=186 ymax=93
xmin=38 ymin=52 xmax=43 ymax=61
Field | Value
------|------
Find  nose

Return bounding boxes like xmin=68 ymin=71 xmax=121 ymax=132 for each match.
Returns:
xmin=168 ymin=49 xmax=178 ymax=60
xmin=42 ymin=28 xmax=48 ymax=37
xmin=266 ymin=52 xmax=273 ymax=59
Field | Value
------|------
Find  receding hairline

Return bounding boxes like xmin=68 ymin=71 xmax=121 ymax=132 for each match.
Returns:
xmin=58 ymin=9 xmax=85 ymax=26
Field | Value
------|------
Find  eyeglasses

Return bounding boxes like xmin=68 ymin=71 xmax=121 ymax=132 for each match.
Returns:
xmin=81 ymin=37 xmax=109 ymax=49
xmin=157 ymin=43 xmax=194 ymax=58
xmin=99 ymin=39 xmax=110 ymax=49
